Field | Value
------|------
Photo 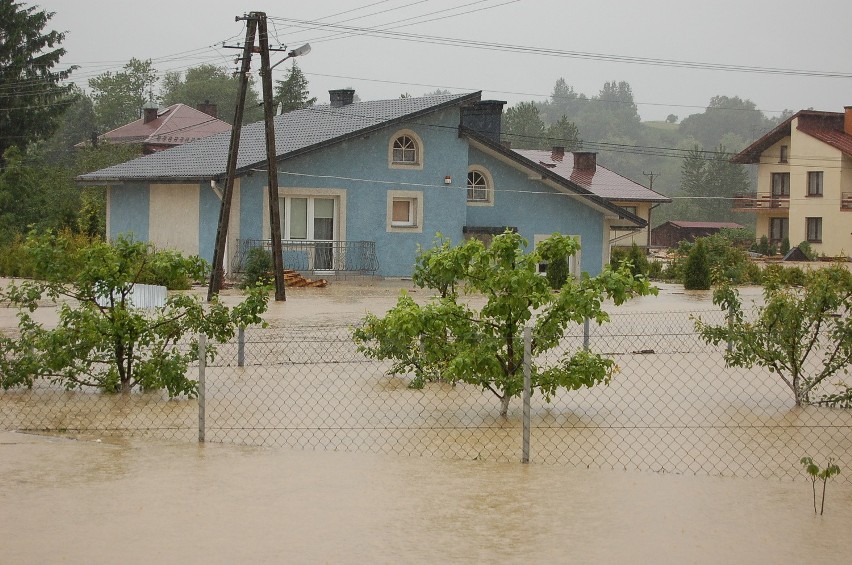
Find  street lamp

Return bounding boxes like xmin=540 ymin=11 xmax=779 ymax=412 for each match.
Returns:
xmin=270 ymin=43 xmax=311 ymax=71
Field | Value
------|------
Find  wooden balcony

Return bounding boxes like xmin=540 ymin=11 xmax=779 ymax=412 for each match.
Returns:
xmin=842 ymin=192 xmax=852 ymax=211
xmin=732 ymin=193 xmax=790 ymax=212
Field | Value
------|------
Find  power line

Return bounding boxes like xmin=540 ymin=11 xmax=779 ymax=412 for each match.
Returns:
xmin=273 ymin=16 xmax=852 ymax=79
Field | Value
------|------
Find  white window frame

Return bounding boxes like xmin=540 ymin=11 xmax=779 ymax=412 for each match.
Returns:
xmin=466 ymin=166 xmax=494 ymax=206
xmin=388 ymin=129 xmax=424 ymax=170
xmin=387 ymin=190 xmax=423 ymax=233
xmin=262 ymin=187 xmax=347 ymax=242
xmin=534 ymin=233 xmax=580 ymax=279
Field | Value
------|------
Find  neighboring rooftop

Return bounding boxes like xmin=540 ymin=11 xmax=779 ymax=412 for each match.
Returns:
xmin=87 ymin=103 xmax=232 ymax=151
xmin=662 ymin=221 xmax=744 ymax=229
xmin=512 ymin=148 xmax=671 ymax=203
xmin=78 ymin=92 xmax=481 ymax=183
xmin=731 ymin=108 xmax=852 ymax=163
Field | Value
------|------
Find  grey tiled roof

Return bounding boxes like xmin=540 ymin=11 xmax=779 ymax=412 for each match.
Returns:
xmin=78 ymin=92 xmax=480 ymax=182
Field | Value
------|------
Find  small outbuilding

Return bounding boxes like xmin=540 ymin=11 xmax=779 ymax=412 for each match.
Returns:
xmin=651 ymin=221 xmax=743 ymax=248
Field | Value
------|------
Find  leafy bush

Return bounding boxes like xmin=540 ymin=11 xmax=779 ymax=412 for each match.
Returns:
xmin=719 ymin=227 xmax=755 ymax=249
xmin=611 ymin=243 xmax=650 ymax=277
xmin=796 ymin=241 xmax=818 ymax=261
xmin=241 ymin=247 xmax=275 ymax=289
xmin=779 ymin=237 xmax=791 ymax=256
xmin=138 ymin=248 xmax=209 ymax=290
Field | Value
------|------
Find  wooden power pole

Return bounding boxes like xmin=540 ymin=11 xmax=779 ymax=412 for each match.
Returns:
xmin=208 ymin=12 xmax=287 ymax=302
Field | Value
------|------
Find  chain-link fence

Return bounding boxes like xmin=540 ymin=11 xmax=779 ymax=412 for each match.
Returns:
xmin=2 ymin=310 xmax=850 ymax=481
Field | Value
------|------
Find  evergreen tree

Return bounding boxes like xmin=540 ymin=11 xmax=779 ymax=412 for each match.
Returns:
xmin=0 ymin=0 xmax=76 ymax=164
xmin=502 ymin=101 xmax=546 ymax=149
xmin=683 ymin=239 xmax=711 ymax=290
xmin=274 ymin=62 xmax=316 ymax=114
xmin=545 ymin=115 xmax=582 ymax=150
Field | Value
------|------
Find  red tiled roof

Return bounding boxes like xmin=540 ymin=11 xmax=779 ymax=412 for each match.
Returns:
xmin=798 ymin=122 xmax=852 ymax=157
xmin=732 ymin=109 xmax=852 ymax=163
xmin=512 ymin=149 xmax=671 ymax=202
xmin=98 ymin=104 xmax=231 ymax=146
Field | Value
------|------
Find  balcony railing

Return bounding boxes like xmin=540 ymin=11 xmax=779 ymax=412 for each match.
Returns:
xmin=732 ymin=193 xmax=790 ymax=211
xmin=232 ymin=239 xmax=379 ymax=276
xmin=842 ymin=192 xmax=852 ymax=211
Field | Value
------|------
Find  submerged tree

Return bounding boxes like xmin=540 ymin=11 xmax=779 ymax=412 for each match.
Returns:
xmin=353 ymin=231 xmax=655 ymax=416
xmin=696 ymin=265 xmax=852 ymax=407
xmin=0 ymin=233 xmax=268 ymax=396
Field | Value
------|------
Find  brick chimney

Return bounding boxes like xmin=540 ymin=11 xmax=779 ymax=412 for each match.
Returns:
xmin=143 ymin=100 xmax=158 ymax=124
xmin=573 ymin=152 xmax=597 ymax=172
xmin=460 ymin=100 xmax=506 ymax=143
xmin=329 ymin=89 xmax=355 ymax=108
xmin=197 ymin=100 xmax=218 ymax=118
xmin=551 ymin=146 xmax=565 ymax=161
xmin=845 ymin=106 xmax=852 ymax=135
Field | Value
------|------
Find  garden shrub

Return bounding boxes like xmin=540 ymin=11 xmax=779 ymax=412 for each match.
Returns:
xmin=241 ymin=247 xmax=274 ymax=289
xmin=683 ymin=239 xmax=711 ymax=290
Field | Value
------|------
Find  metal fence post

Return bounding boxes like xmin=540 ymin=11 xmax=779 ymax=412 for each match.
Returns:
xmin=198 ymin=333 xmax=206 ymax=443
xmin=727 ymin=304 xmax=734 ymax=353
xmin=238 ymin=326 xmax=245 ymax=367
xmin=522 ymin=326 xmax=531 ymax=464
xmin=583 ymin=317 xmax=590 ymax=351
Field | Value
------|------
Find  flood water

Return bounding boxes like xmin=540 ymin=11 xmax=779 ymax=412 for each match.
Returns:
xmin=3 ymin=278 xmax=852 ymax=562
xmin=2 ymin=430 xmax=851 ymax=564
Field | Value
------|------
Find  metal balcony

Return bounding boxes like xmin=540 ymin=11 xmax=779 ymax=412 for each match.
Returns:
xmin=732 ymin=193 xmax=790 ymax=211
xmin=842 ymin=192 xmax=852 ymax=211
xmin=232 ymin=239 xmax=379 ymax=276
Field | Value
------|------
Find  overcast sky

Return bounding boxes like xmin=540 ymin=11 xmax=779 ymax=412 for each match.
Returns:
xmin=35 ymin=0 xmax=852 ymax=122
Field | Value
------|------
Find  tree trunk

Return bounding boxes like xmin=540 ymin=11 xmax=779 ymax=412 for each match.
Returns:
xmin=500 ymin=394 xmax=511 ymax=417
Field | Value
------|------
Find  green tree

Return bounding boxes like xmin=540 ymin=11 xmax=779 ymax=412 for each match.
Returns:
xmin=0 ymin=233 xmax=268 ymax=396
xmin=539 ymin=78 xmax=587 ymax=124
xmin=680 ymin=95 xmax=772 ymax=151
xmin=546 ymin=115 xmax=581 ymax=150
xmin=696 ymin=265 xmax=852 ymax=407
xmin=353 ymin=231 xmax=655 ymax=416
xmin=679 ymin=144 xmax=749 ymax=223
xmin=160 ymin=63 xmax=263 ymax=124
xmin=88 ymin=58 xmax=159 ymax=131
xmin=502 ymin=101 xmax=547 ymax=148
xmin=274 ymin=62 xmax=316 ymax=114
xmin=0 ymin=141 xmax=140 ymax=244
xmin=0 ymin=0 xmax=76 ymax=163
xmin=36 ymin=86 xmax=97 ymax=165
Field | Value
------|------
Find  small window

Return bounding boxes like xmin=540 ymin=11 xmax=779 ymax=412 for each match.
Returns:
xmin=807 ymin=171 xmax=823 ymax=196
xmin=387 ymin=190 xmax=423 ymax=232
xmin=779 ymin=145 xmax=789 ymax=163
xmin=392 ymin=199 xmax=415 ymax=226
xmin=620 ymin=205 xmax=638 ymax=218
xmin=393 ymin=136 xmax=417 ymax=164
xmin=388 ymin=129 xmax=423 ymax=169
xmin=806 ymin=217 xmax=822 ymax=243
xmin=467 ymin=170 xmax=489 ymax=202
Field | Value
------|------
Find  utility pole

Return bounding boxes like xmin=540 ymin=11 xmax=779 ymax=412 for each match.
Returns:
xmin=642 ymin=170 xmax=659 ymax=190
xmin=257 ymin=14 xmax=287 ymax=301
xmin=209 ymin=12 xmax=290 ymax=302
xmin=208 ymin=14 xmax=257 ymax=302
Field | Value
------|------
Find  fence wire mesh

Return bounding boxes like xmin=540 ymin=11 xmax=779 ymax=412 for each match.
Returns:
xmin=2 ymin=310 xmax=850 ymax=481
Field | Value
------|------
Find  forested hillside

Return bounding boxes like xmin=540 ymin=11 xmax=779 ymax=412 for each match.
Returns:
xmin=501 ymin=78 xmax=795 ymax=228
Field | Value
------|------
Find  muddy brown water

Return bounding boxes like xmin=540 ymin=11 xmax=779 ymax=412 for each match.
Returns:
xmin=3 ymin=279 xmax=852 ymax=562
xmin=2 ymin=431 xmax=851 ymax=564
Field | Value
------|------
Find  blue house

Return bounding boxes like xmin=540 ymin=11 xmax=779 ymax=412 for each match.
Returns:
xmin=79 ymin=90 xmax=655 ymax=278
